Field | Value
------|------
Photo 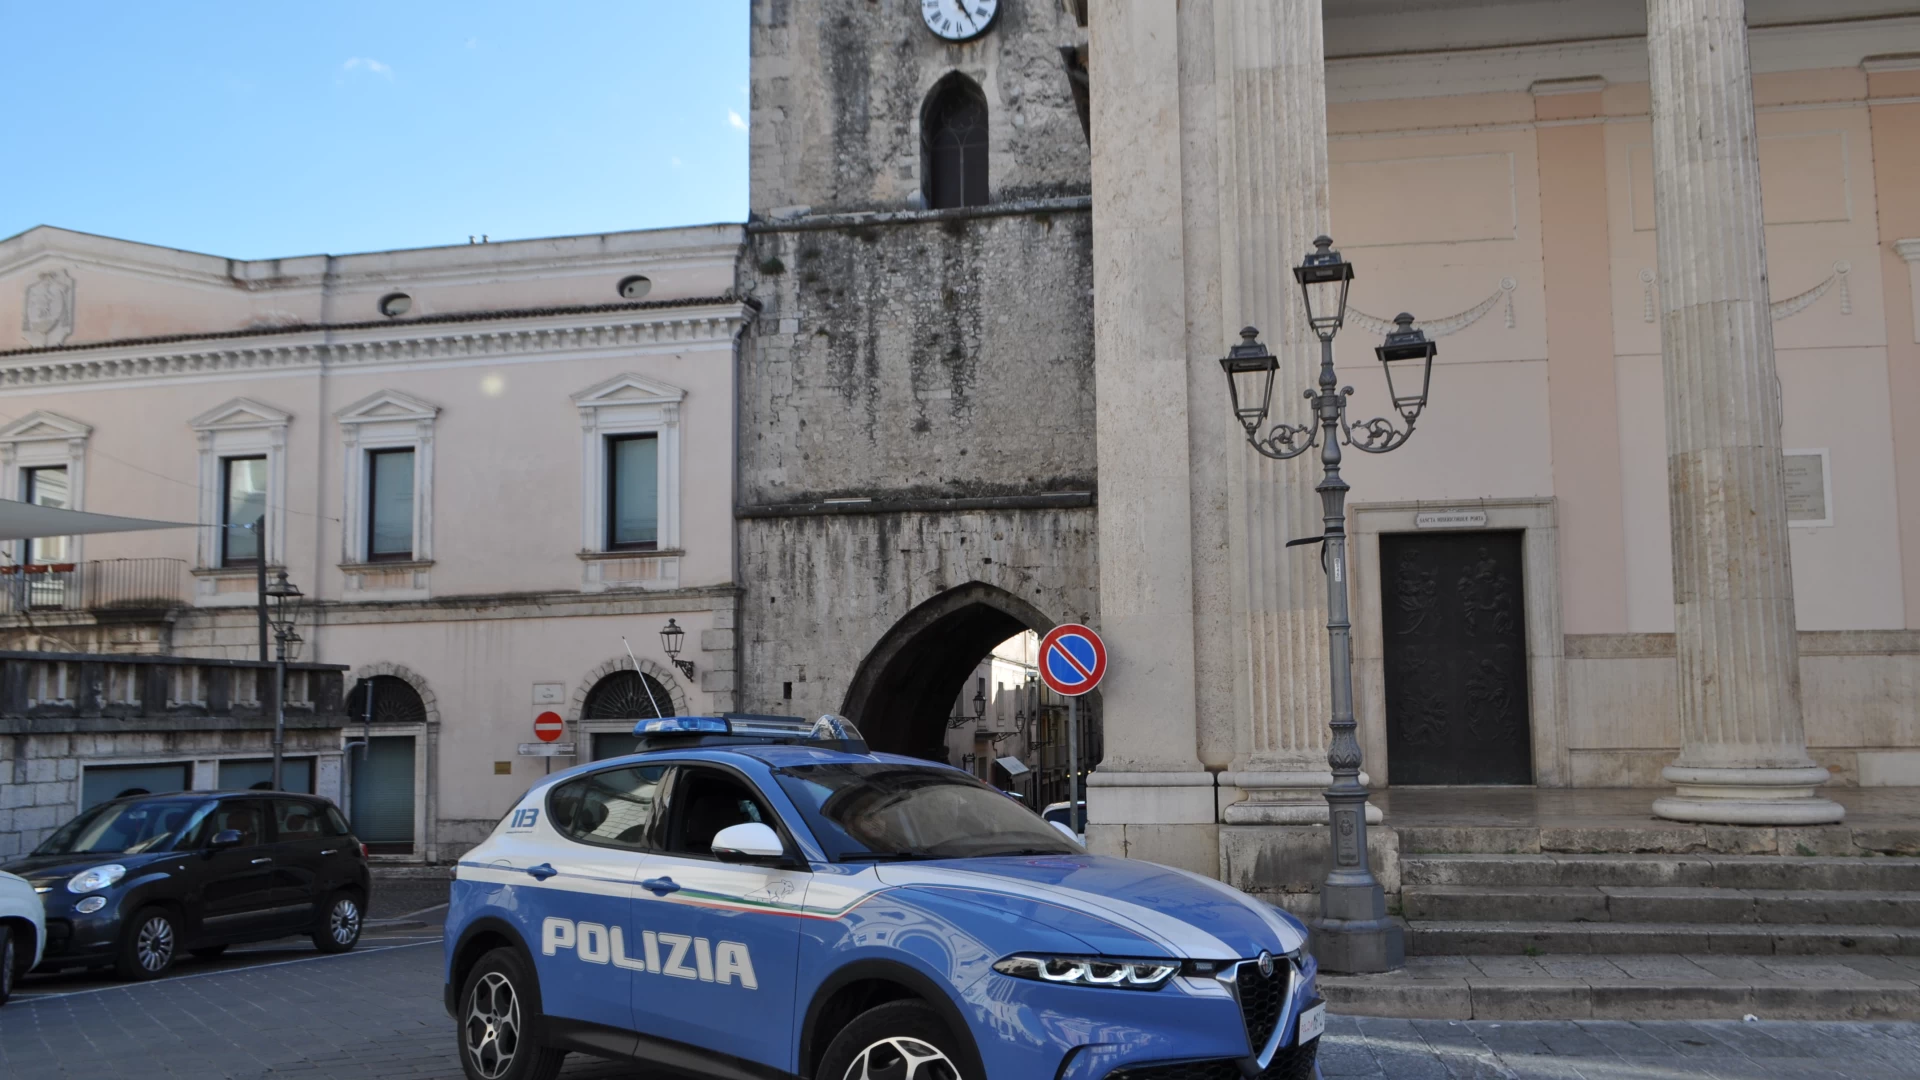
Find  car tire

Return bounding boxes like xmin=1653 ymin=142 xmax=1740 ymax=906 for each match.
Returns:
xmin=115 ymin=907 xmax=179 ymax=981
xmin=456 ymin=948 xmax=565 ymax=1080
xmin=312 ymin=891 xmax=364 ymax=954
xmin=0 ymin=925 xmax=17 ymax=1006
xmin=815 ymin=1000 xmax=973 ymax=1080
xmin=190 ymin=945 xmax=229 ymax=961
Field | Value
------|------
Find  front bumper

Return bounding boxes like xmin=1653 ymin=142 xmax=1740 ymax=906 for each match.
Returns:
xmin=30 ymin=889 xmax=130 ymax=970
xmin=973 ymin=954 xmax=1322 ymax=1080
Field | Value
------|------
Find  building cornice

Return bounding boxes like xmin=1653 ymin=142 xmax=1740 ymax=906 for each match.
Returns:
xmin=0 ymin=299 xmax=755 ymax=389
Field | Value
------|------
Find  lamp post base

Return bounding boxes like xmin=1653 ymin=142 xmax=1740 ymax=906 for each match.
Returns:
xmin=1310 ymin=885 xmax=1405 ymax=975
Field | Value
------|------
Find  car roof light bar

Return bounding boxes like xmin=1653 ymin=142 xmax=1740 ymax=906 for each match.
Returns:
xmin=629 ymin=713 xmax=868 ymax=753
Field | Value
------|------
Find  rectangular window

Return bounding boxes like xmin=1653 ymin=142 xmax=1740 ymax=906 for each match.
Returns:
xmin=366 ymin=448 xmax=416 ymax=561
xmin=23 ymin=465 xmax=70 ymax=564
xmin=606 ymin=434 xmax=659 ymax=550
xmin=222 ymin=456 xmax=267 ymax=566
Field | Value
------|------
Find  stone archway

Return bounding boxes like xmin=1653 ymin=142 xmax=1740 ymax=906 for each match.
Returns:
xmin=344 ymin=662 xmax=440 ymax=861
xmin=841 ymin=581 xmax=1060 ymax=761
xmin=568 ymin=657 xmax=691 ymax=723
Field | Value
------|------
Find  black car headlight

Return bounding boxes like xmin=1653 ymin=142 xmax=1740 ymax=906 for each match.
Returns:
xmin=992 ymin=954 xmax=1179 ymax=990
xmin=66 ymin=864 xmax=126 ymax=894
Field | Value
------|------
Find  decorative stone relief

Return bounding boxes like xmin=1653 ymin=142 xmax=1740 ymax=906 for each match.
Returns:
xmin=21 ymin=269 xmax=75 ymax=347
xmin=1349 ymin=277 xmax=1517 ymax=338
xmin=1638 ymin=262 xmax=1853 ymax=324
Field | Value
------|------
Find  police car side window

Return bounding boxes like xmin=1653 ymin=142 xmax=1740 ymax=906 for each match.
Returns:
xmin=665 ymin=767 xmax=773 ymax=858
xmin=548 ymin=765 xmax=667 ymax=851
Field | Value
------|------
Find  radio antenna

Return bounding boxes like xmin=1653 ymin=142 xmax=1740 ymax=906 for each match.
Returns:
xmin=621 ymin=636 xmax=668 ymax=719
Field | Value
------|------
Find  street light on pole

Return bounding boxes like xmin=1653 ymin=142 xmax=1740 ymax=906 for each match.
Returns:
xmin=264 ymin=568 xmax=304 ymax=792
xmin=1218 ymin=234 xmax=1436 ymax=975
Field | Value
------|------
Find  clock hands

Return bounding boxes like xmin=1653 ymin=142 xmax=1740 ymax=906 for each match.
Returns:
xmin=950 ymin=0 xmax=975 ymax=33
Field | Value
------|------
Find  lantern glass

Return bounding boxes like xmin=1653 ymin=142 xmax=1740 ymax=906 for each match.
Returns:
xmin=1292 ymin=235 xmax=1354 ymax=338
xmin=1219 ymin=326 xmax=1279 ymax=435
xmin=1374 ymin=313 xmax=1438 ymax=419
xmin=265 ymin=570 xmax=303 ymax=637
xmin=659 ymin=618 xmax=686 ymax=660
xmin=973 ymin=676 xmax=987 ymax=719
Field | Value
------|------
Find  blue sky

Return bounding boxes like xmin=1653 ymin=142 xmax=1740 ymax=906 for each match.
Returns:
xmin=0 ymin=2 xmax=749 ymax=260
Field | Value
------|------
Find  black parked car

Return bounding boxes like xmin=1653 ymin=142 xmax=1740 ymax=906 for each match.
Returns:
xmin=0 ymin=790 xmax=372 ymax=980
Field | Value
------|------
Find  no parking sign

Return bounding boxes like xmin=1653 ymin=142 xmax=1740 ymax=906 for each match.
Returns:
xmin=1039 ymin=623 xmax=1106 ymax=697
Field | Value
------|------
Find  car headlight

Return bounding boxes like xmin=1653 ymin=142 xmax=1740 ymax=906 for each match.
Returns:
xmin=992 ymin=954 xmax=1178 ymax=990
xmin=66 ymin=864 xmax=126 ymax=894
xmin=74 ymin=895 xmax=107 ymax=914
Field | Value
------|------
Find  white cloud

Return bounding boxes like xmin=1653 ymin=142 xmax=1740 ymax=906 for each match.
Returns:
xmin=728 ymin=109 xmax=748 ymax=131
xmin=342 ymin=57 xmax=393 ymax=78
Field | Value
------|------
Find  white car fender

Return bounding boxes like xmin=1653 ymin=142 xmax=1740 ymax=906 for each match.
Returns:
xmin=0 ymin=870 xmax=47 ymax=985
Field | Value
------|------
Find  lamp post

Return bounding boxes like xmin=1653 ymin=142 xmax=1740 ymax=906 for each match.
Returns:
xmin=264 ymin=569 xmax=304 ymax=791
xmin=659 ymin=618 xmax=696 ymax=680
xmin=1218 ymin=235 xmax=1436 ymax=974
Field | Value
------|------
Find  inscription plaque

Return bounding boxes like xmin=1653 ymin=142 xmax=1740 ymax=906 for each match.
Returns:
xmin=1785 ymin=451 xmax=1829 ymax=525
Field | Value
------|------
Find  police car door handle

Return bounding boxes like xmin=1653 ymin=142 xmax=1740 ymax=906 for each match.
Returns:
xmin=640 ymin=876 xmax=681 ymax=895
xmin=526 ymin=863 xmax=558 ymax=881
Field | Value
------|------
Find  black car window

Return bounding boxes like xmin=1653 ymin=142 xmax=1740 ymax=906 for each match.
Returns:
xmin=185 ymin=798 xmax=273 ymax=848
xmin=273 ymin=800 xmax=323 ymax=840
xmin=323 ymin=806 xmax=353 ymax=837
xmin=32 ymin=798 xmax=206 ymax=856
xmin=664 ymin=767 xmax=772 ymax=858
xmin=772 ymin=763 xmax=1078 ymax=861
xmin=548 ymin=765 xmax=667 ymax=851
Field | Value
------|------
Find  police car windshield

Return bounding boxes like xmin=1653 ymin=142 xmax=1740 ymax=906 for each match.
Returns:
xmin=771 ymin=763 xmax=1079 ymax=861
xmin=33 ymin=798 xmax=205 ymax=856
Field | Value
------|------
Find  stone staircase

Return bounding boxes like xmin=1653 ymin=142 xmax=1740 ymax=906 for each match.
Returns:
xmin=1317 ymin=813 xmax=1920 ymax=1021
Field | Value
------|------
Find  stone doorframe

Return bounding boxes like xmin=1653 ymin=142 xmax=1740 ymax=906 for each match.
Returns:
xmin=343 ymin=663 xmax=440 ymax=863
xmin=1349 ymin=498 xmax=1569 ymax=788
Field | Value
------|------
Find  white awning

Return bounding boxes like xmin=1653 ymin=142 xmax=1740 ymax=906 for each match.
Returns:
xmin=0 ymin=498 xmax=194 ymax=542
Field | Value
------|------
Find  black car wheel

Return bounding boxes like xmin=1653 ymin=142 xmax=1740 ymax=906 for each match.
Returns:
xmin=313 ymin=891 xmax=363 ymax=954
xmin=0 ymin=925 xmax=16 ymax=1006
xmin=190 ymin=945 xmax=229 ymax=961
xmin=817 ymin=1001 xmax=972 ymax=1080
xmin=457 ymin=948 xmax=564 ymax=1080
xmin=116 ymin=907 xmax=178 ymax=981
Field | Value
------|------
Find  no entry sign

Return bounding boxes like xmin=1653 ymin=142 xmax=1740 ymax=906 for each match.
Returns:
xmin=533 ymin=711 xmax=565 ymax=743
xmin=1039 ymin=623 xmax=1107 ymax=697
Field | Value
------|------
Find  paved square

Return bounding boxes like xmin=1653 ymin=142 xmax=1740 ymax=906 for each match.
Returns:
xmin=3 ymin=939 xmax=1918 ymax=1079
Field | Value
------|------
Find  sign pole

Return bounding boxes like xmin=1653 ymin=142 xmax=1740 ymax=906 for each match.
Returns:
xmin=1068 ymin=695 xmax=1080 ymax=836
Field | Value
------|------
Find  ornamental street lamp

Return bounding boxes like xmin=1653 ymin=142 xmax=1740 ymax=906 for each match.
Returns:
xmin=264 ymin=569 xmax=305 ymax=792
xmin=659 ymin=618 xmax=696 ymax=680
xmin=1218 ymin=235 xmax=1436 ymax=975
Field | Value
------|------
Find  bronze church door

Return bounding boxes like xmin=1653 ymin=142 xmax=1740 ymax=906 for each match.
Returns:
xmin=1380 ymin=531 xmax=1532 ymax=785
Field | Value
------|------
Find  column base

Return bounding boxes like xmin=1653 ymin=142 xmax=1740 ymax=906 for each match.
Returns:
xmin=1219 ymin=770 xmax=1382 ymax=825
xmin=1652 ymin=764 xmax=1845 ymax=825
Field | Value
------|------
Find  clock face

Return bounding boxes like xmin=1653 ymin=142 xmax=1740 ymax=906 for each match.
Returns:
xmin=921 ymin=0 xmax=999 ymax=42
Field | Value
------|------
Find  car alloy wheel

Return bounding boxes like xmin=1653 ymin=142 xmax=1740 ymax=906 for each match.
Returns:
xmin=328 ymin=896 xmax=361 ymax=946
xmin=465 ymin=971 xmax=522 ymax=1080
xmin=843 ymin=1037 xmax=960 ymax=1080
xmin=135 ymin=914 xmax=174 ymax=973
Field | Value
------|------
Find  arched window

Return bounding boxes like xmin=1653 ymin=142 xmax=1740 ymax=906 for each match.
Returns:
xmin=344 ymin=675 xmax=428 ymax=725
xmin=922 ymin=74 xmax=989 ymax=210
xmin=583 ymin=670 xmax=675 ymax=720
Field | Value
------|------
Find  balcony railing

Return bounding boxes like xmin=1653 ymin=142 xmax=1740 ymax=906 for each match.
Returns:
xmin=0 ymin=558 xmax=190 ymax=615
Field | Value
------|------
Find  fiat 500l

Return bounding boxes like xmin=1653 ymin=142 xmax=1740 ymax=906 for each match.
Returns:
xmin=444 ymin=715 xmax=1324 ymax=1080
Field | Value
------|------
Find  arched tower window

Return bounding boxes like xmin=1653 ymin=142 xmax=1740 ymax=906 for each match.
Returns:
xmin=345 ymin=675 xmax=428 ymax=725
xmin=922 ymin=74 xmax=989 ymax=210
xmin=583 ymin=669 xmax=675 ymax=720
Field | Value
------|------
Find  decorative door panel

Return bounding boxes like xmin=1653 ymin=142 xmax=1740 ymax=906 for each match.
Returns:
xmin=1380 ymin=531 xmax=1532 ymax=785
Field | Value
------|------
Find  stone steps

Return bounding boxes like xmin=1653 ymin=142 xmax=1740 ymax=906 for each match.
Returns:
xmin=1400 ymin=852 xmax=1920 ymax=891
xmin=1402 ymin=884 xmax=1920 ymax=925
xmin=1405 ymin=919 xmax=1920 ymax=956
xmin=1317 ymin=953 xmax=1920 ymax=1021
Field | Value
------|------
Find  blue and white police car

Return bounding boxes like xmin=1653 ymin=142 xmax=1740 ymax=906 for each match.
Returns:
xmin=445 ymin=715 xmax=1325 ymax=1080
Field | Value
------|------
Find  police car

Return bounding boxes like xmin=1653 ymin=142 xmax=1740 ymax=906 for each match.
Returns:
xmin=445 ymin=715 xmax=1325 ymax=1080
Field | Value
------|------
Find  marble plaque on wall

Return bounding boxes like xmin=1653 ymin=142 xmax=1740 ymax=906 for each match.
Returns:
xmin=1785 ymin=450 xmax=1830 ymax=526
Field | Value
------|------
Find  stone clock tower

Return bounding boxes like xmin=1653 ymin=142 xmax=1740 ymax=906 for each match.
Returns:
xmin=734 ymin=0 xmax=1099 ymax=762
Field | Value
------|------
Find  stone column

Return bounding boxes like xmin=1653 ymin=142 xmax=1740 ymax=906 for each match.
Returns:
xmin=1645 ymin=0 xmax=1842 ymax=825
xmin=1083 ymin=0 xmax=1220 ymax=873
xmin=1211 ymin=0 xmax=1363 ymax=824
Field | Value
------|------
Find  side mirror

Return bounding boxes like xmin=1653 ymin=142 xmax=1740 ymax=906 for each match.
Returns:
xmin=711 ymin=822 xmax=785 ymax=862
xmin=209 ymin=829 xmax=244 ymax=851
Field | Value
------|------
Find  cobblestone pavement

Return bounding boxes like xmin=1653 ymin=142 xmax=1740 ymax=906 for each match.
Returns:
xmin=3 ymin=939 xmax=1919 ymax=1079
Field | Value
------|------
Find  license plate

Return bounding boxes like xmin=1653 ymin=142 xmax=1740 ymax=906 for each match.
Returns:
xmin=1297 ymin=1002 xmax=1326 ymax=1044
